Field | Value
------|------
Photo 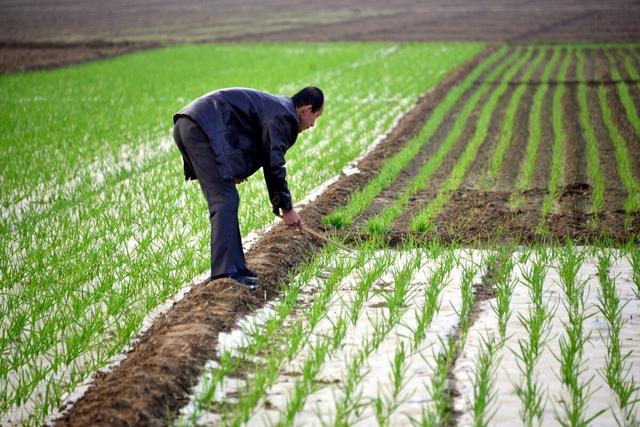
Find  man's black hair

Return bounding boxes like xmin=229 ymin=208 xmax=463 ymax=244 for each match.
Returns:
xmin=292 ymin=86 xmax=324 ymax=113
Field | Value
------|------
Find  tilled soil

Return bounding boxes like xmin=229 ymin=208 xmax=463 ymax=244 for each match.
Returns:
xmin=0 ymin=41 xmax=161 ymax=74
xmin=344 ymin=47 xmax=640 ymax=246
xmin=53 ymin=45 xmax=493 ymax=427
xmin=3 ymin=0 xmax=640 ymax=73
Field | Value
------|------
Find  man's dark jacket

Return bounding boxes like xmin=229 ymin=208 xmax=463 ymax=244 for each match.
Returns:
xmin=173 ymin=87 xmax=299 ymax=213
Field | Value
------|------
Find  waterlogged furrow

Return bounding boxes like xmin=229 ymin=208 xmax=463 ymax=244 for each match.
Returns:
xmin=509 ymin=48 xmax=562 ymax=211
xmin=468 ymin=249 xmax=554 ymax=426
xmin=243 ymin=248 xmax=487 ymax=426
xmin=576 ymin=49 xmax=606 ymax=213
xmin=323 ymin=45 xmax=509 ymax=228
xmin=482 ymin=47 xmax=547 ymax=189
xmin=597 ymin=84 xmax=640 ymax=213
xmin=408 ymin=49 xmax=532 ymax=232
xmin=378 ymin=250 xmax=485 ymax=426
xmin=359 ymin=48 xmax=520 ymax=234
xmin=541 ymin=48 xmax=573 ymax=218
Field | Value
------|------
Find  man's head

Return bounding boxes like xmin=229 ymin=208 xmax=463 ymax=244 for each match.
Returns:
xmin=292 ymin=86 xmax=324 ymax=132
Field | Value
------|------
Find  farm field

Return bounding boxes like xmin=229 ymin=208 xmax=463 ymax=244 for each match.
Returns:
xmin=326 ymin=44 xmax=640 ymax=243
xmin=176 ymin=243 xmax=640 ymax=426
xmin=170 ymin=43 xmax=640 ymax=427
xmin=1 ymin=31 xmax=640 ymax=427
xmin=3 ymin=0 xmax=640 ymax=74
xmin=0 ymin=42 xmax=484 ymax=426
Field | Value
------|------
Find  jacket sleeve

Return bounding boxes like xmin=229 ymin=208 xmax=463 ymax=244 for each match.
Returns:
xmin=262 ymin=118 xmax=294 ymax=215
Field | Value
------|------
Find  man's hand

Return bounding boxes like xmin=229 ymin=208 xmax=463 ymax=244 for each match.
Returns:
xmin=282 ymin=208 xmax=303 ymax=230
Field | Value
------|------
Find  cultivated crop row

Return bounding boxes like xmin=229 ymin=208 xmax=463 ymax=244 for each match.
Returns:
xmin=177 ymin=240 xmax=640 ymax=426
xmin=324 ymin=45 xmax=640 ymax=238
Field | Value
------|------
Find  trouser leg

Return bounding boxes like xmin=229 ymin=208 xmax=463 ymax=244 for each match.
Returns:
xmin=173 ymin=117 xmax=246 ymax=277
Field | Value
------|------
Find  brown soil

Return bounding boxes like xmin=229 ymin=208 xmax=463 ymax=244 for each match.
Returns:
xmin=3 ymin=1 xmax=640 ymax=73
xmin=529 ymin=59 xmax=561 ymax=192
xmin=587 ymin=51 xmax=628 ymax=210
xmin=0 ymin=41 xmax=161 ymax=74
xmin=461 ymin=84 xmax=516 ymax=190
xmin=54 ymin=46 xmax=492 ymax=427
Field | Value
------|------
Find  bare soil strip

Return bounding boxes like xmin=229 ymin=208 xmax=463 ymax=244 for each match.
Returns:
xmin=384 ymin=51 xmax=526 ymax=233
xmin=529 ymin=53 xmax=562 ymax=191
xmin=348 ymin=48 xmax=507 ymax=229
xmin=53 ymin=49 xmax=492 ymax=426
xmin=0 ymin=40 xmax=161 ymax=74
xmin=462 ymin=84 xmax=517 ymax=190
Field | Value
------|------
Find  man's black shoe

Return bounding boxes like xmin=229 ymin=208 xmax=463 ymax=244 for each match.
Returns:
xmin=239 ymin=266 xmax=258 ymax=278
xmin=228 ymin=273 xmax=258 ymax=290
xmin=210 ymin=272 xmax=258 ymax=290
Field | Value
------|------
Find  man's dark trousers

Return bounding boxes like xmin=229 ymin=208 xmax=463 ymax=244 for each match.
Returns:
xmin=173 ymin=116 xmax=246 ymax=278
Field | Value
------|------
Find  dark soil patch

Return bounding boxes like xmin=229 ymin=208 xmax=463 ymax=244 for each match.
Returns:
xmin=381 ymin=51 xmax=526 ymax=231
xmin=54 ymin=48 xmax=492 ymax=427
xmin=349 ymin=48 xmax=501 ymax=229
xmin=493 ymin=48 xmax=552 ymax=192
xmin=529 ymin=60 xmax=561 ymax=193
xmin=549 ymin=83 xmax=590 ymax=225
xmin=0 ymin=40 xmax=161 ymax=74
xmin=3 ymin=1 xmax=640 ymax=73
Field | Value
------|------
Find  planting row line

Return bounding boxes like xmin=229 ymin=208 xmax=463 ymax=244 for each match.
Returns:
xmin=176 ymin=241 xmax=640 ymax=426
xmin=324 ymin=46 xmax=640 ymax=235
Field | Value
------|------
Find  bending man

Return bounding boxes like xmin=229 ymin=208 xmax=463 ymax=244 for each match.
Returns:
xmin=173 ymin=86 xmax=324 ymax=289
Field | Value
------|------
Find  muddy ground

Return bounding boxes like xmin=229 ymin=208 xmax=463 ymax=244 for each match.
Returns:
xmin=2 ymin=0 xmax=640 ymax=73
